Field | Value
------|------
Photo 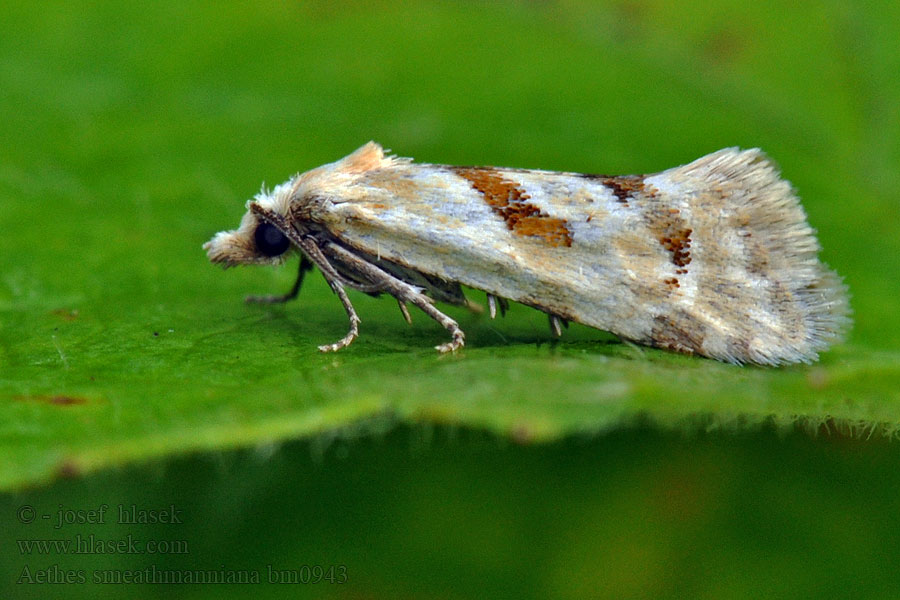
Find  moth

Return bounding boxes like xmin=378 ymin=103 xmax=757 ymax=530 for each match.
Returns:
xmin=204 ymin=142 xmax=849 ymax=365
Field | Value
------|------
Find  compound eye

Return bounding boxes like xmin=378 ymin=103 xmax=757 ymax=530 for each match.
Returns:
xmin=254 ymin=222 xmax=290 ymax=257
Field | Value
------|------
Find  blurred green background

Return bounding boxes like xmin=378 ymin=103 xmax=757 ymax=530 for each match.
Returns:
xmin=2 ymin=0 xmax=900 ymax=597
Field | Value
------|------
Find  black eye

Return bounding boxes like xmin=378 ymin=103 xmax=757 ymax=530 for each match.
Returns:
xmin=254 ymin=222 xmax=290 ymax=257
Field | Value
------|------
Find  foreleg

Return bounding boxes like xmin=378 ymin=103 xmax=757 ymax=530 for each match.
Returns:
xmin=245 ymin=255 xmax=313 ymax=304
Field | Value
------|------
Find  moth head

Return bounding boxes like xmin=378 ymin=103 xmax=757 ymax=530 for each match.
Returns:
xmin=204 ymin=181 xmax=296 ymax=267
xmin=204 ymin=141 xmax=406 ymax=267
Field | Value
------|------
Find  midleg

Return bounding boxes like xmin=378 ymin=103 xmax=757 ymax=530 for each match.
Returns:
xmin=323 ymin=242 xmax=465 ymax=352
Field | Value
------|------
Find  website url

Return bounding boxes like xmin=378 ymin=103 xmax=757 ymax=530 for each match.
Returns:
xmin=17 ymin=535 xmax=188 ymax=555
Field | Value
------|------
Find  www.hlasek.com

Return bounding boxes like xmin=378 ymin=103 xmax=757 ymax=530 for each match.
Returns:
xmin=18 ymin=534 xmax=188 ymax=556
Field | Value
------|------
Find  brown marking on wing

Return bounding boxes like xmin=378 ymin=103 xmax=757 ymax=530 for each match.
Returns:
xmin=660 ymin=230 xmax=692 ymax=267
xmin=663 ymin=277 xmax=680 ymax=289
xmin=453 ymin=167 xmax=572 ymax=247
xmin=603 ymin=175 xmax=646 ymax=204
xmin=513 ymin=215 xmax=573 ymax=247
xmin=580 ymin=174 xmax=652 ymax=205
xmin=648 ymin=207 xmax=693 ymax=269
xmin=651 ymin=312 xmax=706 ymax=355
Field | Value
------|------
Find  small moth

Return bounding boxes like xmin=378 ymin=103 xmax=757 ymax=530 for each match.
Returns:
xmin=204 ymin=142 xmax=849 ymax=365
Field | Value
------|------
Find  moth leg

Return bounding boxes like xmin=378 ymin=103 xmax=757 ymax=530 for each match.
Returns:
xmin=288 ymin=239 xmax=365 ymax=352
xmin=250 ymin=201 xmax=461 ymax=351
xmin=323 ymin=242 xmax=465 ymax=353
xmin=245 ymin=255 xmax=313 ymax=304
xmin=549 ymin=314 xmax=565 ymax=337
xmin=249 ymin=202 xmax=382 ymax=293
xmin=397 ymin=301 xmax=413 ymax=325
xmin=416 ymin=300 xmax=466 ymax=353
xmin=317 ymin=279 xmax=361 ymax=353
xmin=247 ymin=203 xmax=374 ymax=352
xmin=487 ymin=294 xmax=509 ymax=319
xmin=295 ymin=237 xmax=383 ymax=293
xmin=549 ymin=315 xmax=562 ymax=337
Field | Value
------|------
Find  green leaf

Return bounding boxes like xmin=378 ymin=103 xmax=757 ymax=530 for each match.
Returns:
xmin=2 ymin=0 xmax=899 ymax=491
